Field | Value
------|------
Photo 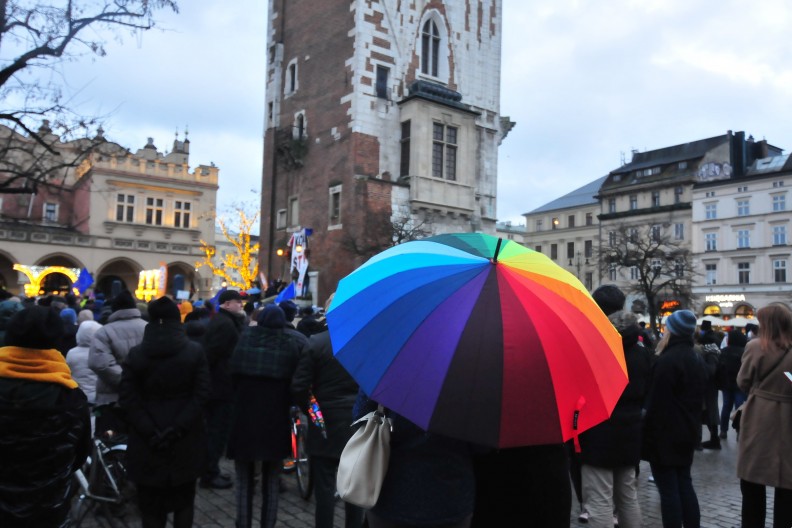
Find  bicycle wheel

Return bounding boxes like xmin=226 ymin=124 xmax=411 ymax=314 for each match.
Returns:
xmin=103 ymin=450 xmax=134 ymax=507
xmin=294 ymin=423 xmax=313 ymax=500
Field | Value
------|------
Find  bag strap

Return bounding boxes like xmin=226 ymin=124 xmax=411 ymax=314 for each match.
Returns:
xmin=351 ymin=404 xmax=392 ymax=430
xmin=755 ymin=345 xmax=790 ymax=388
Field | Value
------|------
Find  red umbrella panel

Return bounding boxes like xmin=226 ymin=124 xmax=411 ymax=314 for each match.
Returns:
xmin=327 ymin=233 xmax=628 ymax=448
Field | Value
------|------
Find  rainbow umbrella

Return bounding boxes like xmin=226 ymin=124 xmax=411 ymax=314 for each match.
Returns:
xmin=327 ymin=232 xmax=627 ymax=448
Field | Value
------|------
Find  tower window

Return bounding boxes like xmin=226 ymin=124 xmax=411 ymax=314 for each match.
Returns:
xmin=376 ymin=66 xmax=389 ymax=99
xmin=432 ymin=123 xmax=457 ymax=181
xmin=400 ymin=121 xmax=411 ymax=177
xmin=421 ymin=20 xmax=440 ymax=77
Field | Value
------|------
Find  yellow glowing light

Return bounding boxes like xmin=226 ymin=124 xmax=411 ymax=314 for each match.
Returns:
xmin=13 ymin=264 xmax=80 ymax=298
xmin=135 ymin=269 xmax=162 ymax=302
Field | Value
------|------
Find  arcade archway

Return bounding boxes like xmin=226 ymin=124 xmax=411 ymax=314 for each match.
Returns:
xmin=95 ymin=259 xmax=141 ymax=298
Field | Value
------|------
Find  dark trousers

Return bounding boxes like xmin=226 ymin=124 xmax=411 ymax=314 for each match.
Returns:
xmin=649 ymin=462 xmax=700 ymax=528
xmin=137 ymin=481 xmax=196 ymax=528
xmin=472 ymin=444 xmax=571 ymax=527
xmin=234 ymin=460 xmax=281 ymax=528
xmin=203 ymin=400 xmax=232 ymax=481
xmin=740 ymin=479 xmax=792 ymax=528
xmin=720 ymin=390 xmax=746 ymax=435
xmin=312 ymin=455 xmax=365 ymax=528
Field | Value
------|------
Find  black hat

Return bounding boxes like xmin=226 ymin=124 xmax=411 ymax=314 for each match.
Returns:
xmin=218 ymin=290 xmax=243 ymax=305
xmin=279 ymin=300 xmax=298 ymax=322
xmin=257 ymin=305 xmax=286 ymax=329
xmin=4 ymin=306 xmax=64 ymax=349
xmin=592 ymin=284 xmax=625 ymax=316
xmin=147 ymin=296 xmax=181 ymax=323
xmin=111 ymin=290 xmax=137 ymax=312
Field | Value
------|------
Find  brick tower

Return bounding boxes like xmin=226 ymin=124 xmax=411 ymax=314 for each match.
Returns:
xmin=260 ymin=0 xmax=507 ymax=303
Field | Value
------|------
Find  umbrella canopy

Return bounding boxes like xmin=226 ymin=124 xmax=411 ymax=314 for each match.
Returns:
xmin=327 ymin=233 xmax=628 ymax=448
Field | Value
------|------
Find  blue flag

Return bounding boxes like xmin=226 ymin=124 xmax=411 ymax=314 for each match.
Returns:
xmin=209 ymin=286 xmax=226 ymax=307
xmin=275 ymin=282 xmax=296 ymax=303
xmin=73 ymin=268 xmax=94 ymax=294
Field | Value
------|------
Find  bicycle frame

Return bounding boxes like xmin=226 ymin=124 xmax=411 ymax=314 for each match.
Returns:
xmin=75 ymin=437 xmax=128 ymax=504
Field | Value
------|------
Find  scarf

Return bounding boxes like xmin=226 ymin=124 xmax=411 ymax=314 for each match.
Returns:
xmin=0 ymin=346 xmax=78 ymax=389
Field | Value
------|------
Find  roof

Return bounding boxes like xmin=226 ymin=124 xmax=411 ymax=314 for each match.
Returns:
xmin=747 ymin=154 xmax=791 ymax=175
xmin=610 ymin=134 xmax=729 ymax=175
xmin=527 ymin=175 xmax=607 ymax=214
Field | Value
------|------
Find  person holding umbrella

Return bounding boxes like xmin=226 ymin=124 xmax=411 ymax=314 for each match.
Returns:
xmin=642 ymin=309 xmax=707 ymax=528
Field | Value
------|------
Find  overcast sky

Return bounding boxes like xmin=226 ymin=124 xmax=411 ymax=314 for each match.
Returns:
xmin=48 ymin=0 xmax=792 ymax=230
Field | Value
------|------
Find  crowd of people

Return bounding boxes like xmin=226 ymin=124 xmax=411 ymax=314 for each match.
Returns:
xmin=0 ymin=284 xmax=790 ymax=528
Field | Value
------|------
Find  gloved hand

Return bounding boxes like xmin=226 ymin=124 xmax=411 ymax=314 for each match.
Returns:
xmin=149 ymin=426 xmax=183 ymax=451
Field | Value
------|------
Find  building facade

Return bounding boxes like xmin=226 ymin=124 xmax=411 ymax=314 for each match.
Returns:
xmin=260 ymin=0 xmax=508 ymax=303
xmin=0 ymin=123 xmax=219 ymax=300
xmin=693 ymin=154 xmax=792 ymax=317
xmin=522 ymin=131 xmax=787 ymax=320
xmin=522 ymin=176 xmax=605 ymax=292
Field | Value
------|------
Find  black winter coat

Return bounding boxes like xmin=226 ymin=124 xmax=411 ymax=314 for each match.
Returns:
xmin=291 ymin=330 xmax=359 ymax=458
xmin=643 ymin=335 xmax=707 ymax=467
xmin=579 ymin=323 xmax=653 ymax=468
xmin=717 ymin=343 xmax=745 ymax=392
xmin=203 ymin=308 xmax=244 ymax=402
xmin=119 ymin=321 xmax=211 ymax=487
xmin=226 ymin=326 xmax=302 ymax=462
xmin=0 ymin=376 xmax=91 ymax=527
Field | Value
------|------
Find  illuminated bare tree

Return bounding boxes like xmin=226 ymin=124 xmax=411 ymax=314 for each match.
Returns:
xmin=0 ymin=0 xmax=179 ymax=194
xmin=196 ymin=206 xmax=260 ymax=291
xmin=598 ymin=221 xmax=696 ymax=336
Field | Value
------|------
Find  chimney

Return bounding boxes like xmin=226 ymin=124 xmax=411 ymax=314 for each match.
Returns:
xmin=731 ymin=131 xmax=746 ymax=178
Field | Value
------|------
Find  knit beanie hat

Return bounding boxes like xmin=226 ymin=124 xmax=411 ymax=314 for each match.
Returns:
xmin=77 ymin=309 xmax=95 ymax=324
xmin=257 ymin=305 xmax=286 ymax=329
xmin=59 ymin=307 xmax=77 ymax=325
xmin=665 ymin=309 xmax=697 ymax=337
xmin=111 ymin=290 xmax=137 ymax=312
xmin=5 ymin=306 xmax=64 ymax=349
xmin=147 ymin=296 xmax=181 ymax=323
xmin=592 ymin=284 xmax=626 ymax=316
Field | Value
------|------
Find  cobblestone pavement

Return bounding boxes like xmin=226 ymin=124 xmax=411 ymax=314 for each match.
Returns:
xmin=73 ymin=428 xmax=765 ymax=527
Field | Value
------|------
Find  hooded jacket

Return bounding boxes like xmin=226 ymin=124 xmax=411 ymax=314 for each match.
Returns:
xmin=88 ymin=308 xmax=147 ymax=405
xmin=66 ymin=321 xmax=102 ymax=403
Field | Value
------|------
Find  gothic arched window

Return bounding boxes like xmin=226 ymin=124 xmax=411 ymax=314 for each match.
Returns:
xmin=421 ymin=19 xmax=440 ymax=77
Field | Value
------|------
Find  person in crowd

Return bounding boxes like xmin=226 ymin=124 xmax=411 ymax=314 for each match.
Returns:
xmin=88 ymin=289 xmax=147 ymax=433
xmin=643 ymin=309 xmax=707 ymax=528
xmin=200 ymin=289 xmax=245 ymax=490
xmin=736 ymin=303 xmax=792 ymax=528
xmin=227 ymin=305 xmax=304 ymax=528
xmin=716 ymin=329 xmax=747 ymax=441
xmin=744 ymin=323 xmax=758 ymax=341
xmin=0 ymin=296 xmax=23 ymax=346
xmin=297 ymin=306 xmax=326 ymax=337
xmin=0 ymin=305 xmax=91 ymax=527
xmin=697 ymin=330 xmax=722 ymax=450
xmin=578 ymin=284 xmax=652 ymax=528
xmin=67 ymin=320 xmax=102 ymax=408
xmin=78 ymin=307 xmax=95 ymax=324
xmin=58 ymin=307 xmax=78 ymax=357
xmin=291 ymin=296 xmax=364 ymax=528
xmin=356 ymin=390 xmax=477 ymax=528
xmin=119 ymin=296 xmax=210 ymax=528
xmin=280 ymin=300 xmax=309 ymax=348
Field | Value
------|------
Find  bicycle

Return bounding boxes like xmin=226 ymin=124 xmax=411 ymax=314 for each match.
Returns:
xmin=283 ymin=405 xmax=313 ymax=500
xmin=69 ymin=411 xmax=134 ymax=526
